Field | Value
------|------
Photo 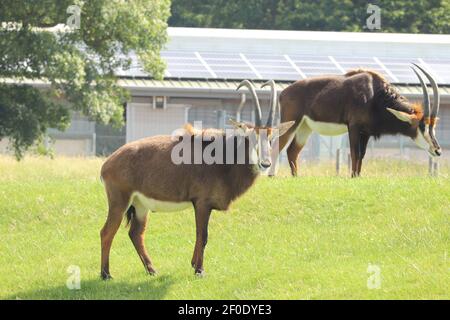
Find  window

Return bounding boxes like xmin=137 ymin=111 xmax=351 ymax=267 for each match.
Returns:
xmin=153 ymin=96 xmax=167 ymax=109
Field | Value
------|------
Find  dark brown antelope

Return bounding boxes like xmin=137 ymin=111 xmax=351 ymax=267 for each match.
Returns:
xmin=99 ymin=80 xmax=294 ymax=279
xmin=271 ymin=63 xmax=442 ymax=177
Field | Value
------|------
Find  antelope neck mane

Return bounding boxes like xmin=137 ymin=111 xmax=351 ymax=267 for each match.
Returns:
xmin=348 ymin=69 xmax=423 ymax=119
xmin=183 ymin=123 xmax=225 ymax=137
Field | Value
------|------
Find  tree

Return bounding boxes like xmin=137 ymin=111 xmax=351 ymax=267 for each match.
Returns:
xmin=169 ymin=0 xmax=449 ymax=34
xmin=0 ymin=0 xmax=170 ymax=159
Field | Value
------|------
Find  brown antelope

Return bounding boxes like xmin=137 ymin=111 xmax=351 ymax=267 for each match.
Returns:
xmin=99 ymin=80 xmax=294 ymax=279
xmin=271 ymin=63 xmax=442 ymax=177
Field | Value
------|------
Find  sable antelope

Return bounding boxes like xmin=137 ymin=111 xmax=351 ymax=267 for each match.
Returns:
xmin=271 ymin=64 xmax=442 ymax=177
xmin=99 ymin=80 xmax=294 ymax=279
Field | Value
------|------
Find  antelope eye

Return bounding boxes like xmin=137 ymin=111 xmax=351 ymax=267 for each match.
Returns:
xmin=419 ymin=122 xmax=426 ymax=131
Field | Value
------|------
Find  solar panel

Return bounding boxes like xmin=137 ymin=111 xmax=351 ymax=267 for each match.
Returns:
xmin=334 ymin=57 xmax=380 ymax=70
xmin=162 ymin=53 xmax=207 ymax=78
xmin=204 ymin=53 xmax=255 ymax=79
xmin=336 ymin=58 xmax=393 ymax=82
xmin=288 ymin=55 xmax=342 ymax=78
xmin=254 ymin=66 xmax=295 ymax=73
xmin=377 ymin=57 xmax=420 ymax=83
xmin=420 ymin=59 xmax=450 ymax=84
xmin=257 ymin=73 xmax=300 ymax=81
xmin=200 ymin=52 xmax=241 ymax=58
xmin=244 ymin=53 xmax=285 ymax=61
xmin=119 ymin=50 xmax=450 ymax=84
xmin=300 ymin=69 xmax=340 ymax=77
xmin=161 ymin=51 xmax=197 ymax=58
xmin=214 ymin=72 xmax=259 ymax=79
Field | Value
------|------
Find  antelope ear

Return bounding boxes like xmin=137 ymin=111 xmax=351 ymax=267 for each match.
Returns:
xmin=274 ymin=121 xmax=296 ymax=137
xmin=386 ymin=108 xmax=415 ymax=124
xmin=228 ymin=119 xmax=250 ymax=133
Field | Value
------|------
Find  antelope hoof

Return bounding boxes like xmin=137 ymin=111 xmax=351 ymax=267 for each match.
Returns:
xmin=195 ymin=269 xmax=206 ymax=277
xmin=146 ymin=265 xmax=157 ymax=276
xmin=101 ymin=272 xmax=113 ymax=281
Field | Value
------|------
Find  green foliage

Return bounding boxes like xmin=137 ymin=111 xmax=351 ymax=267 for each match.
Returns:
xmin=0 ymin=84 xmax=69 ymax=159
xmin=169 ymin=0 xmax=449 ymax=34
xmin=33 ymin=136 xmax=55 ymax=159
xmin=0 ymin=158 xmax=449 ymax=299
xmin=0 ymin=0 xmax=170 ymax=159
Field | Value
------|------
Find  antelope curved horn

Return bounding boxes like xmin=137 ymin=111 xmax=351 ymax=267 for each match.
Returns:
xmin=410 ymin=66 xmax=430 ymax=119
xmin=261 ymin=80 xmax=277 ymax=127
xmin=237 ymin=80 xmax=262 ymax=127
xmin=412 ymin=63 xmax=440 ymax=119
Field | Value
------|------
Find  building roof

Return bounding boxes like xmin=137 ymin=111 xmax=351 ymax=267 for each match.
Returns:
xmin=118 ymin=78 xmax=450 ymax=101
xmin=2 ymin=77 xmax=449 ymax=103
xmin=168 ymin=27 xmax=450 ymax=45
xmin=3 ymin=28 xmax=450 ymax=91
xmin=118 ymin=27 xmax=450 ymax=85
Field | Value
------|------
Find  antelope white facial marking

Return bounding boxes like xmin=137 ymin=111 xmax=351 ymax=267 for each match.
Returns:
xmin=414 ymin=126 xmax=441 ymax=157
xmin=303 ymin=116 xmax=348 ymax=136
xmin=413 ymin=128 xmax=429 ymax=150
xmin=131 ymin=192 xmax=191 ymax=213
xmin=250 ymin=140 xmax=259 ymax=167
xmin=258 ymin=130 xmax=272 ymax=169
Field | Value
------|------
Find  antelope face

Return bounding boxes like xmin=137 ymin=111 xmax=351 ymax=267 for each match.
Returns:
xmin=408 ymin=63 xmax=442 ymax=157
xmin=387 ymin=108 xmax=442 ymax=157
xmin=230 ymin=120 xmax=295 ymax=170
xmin=257 ymin=122 xmax=296 ymax=169
xmin=415 ymin=120 xmax=442 ymax=157
xmin=235 ymin=79 xmax=294 ymax=169
xmin=255 ymin=127 xmax=272 ymax=169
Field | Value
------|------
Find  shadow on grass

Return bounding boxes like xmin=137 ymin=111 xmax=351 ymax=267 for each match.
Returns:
xmin=4 ymin=275 xmax=175 ymax=300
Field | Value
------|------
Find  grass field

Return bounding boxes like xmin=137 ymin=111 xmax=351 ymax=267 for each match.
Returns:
xmin=0 ymin=156 xmax=449 ymax=300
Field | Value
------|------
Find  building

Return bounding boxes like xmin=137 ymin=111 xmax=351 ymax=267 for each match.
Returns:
xmin=121 ymin=28 xmax=450 ymax=161
xmin=2 ymin=27 xmax=450 ymax=160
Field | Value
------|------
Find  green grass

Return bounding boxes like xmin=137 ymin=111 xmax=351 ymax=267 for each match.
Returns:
xmin=0 ymin=156 xmax=449 ymax=300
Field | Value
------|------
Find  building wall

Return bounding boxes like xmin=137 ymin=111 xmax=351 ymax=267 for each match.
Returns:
xmin=149 ymin=96 xmax=450 ymax=162
xmin=171 ymin=96 xmax=272 ymax=128
xmin=126 ymin=97 xmax=189 ymax=142
xmin=0 ymin=112 xmax=96 ymax=157
xmin=47 ymin=112 xmax=96 ymax=156
xmin=0 ymin=136 xmax=93 ymax=157
xmin=53 ymin=138 xmax=93 ymax=156
xmin=95 ymin=123 xmax=126 ymax=156
xmin=0 ymin=139 xmax=11 ymax=154
xmin=3 ymin=94 xmax=446 ymax=160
